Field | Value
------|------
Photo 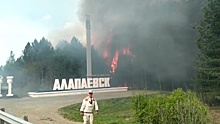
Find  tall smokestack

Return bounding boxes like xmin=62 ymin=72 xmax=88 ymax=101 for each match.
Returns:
xmin=86 ymin=15 xmax=92 ymax=77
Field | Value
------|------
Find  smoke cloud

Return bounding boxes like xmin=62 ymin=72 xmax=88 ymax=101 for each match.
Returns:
xmin=77 ymin=0 xmax=204 ymax=88
xmin=47 ymin=22 xmax=86 ymax=47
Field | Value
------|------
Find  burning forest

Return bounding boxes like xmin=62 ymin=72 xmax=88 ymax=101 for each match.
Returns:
xmin=77 ymin=0 xmax=204 ymax=90
xmin=0 ymin=0 xmax=207 ymax=96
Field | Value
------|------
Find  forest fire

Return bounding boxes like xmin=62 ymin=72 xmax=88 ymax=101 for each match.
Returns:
xmin=110 ymin=50 xmax=119 ymax=73
xmin=100 ymin=31 xmax=133 ymax=74
xmin=110 ymin=48 xmax=132 ymax=74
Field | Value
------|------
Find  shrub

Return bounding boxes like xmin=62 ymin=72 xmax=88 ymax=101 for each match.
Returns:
xmin=132 ymin=88 xmax=211 ymax=124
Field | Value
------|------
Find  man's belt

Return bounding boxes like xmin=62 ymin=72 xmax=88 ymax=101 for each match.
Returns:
xmin=84 ymin=112 xmax=93 ymax=113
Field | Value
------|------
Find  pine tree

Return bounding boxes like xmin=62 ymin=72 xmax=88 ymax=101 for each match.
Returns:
xmin=195 ymin=0 xmax=220 ymax=103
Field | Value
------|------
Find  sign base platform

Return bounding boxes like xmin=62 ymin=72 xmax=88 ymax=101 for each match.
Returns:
xmin=28 ymin=87 xmax=128 ymax=98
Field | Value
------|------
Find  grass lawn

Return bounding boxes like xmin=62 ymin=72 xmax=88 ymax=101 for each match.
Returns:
xmin=58 ymin=97 xmax=140 ymax=124
xmin=59 ymin=96 xmax=220 ymax=124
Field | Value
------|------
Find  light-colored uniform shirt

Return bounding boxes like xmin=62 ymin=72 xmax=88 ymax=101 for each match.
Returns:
xmin=80 ymin=96 xmax=98 ymax=113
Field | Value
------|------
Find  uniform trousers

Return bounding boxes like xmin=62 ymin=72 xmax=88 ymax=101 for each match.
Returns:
xmin=83 ymin=113 xmax=94 ymax=124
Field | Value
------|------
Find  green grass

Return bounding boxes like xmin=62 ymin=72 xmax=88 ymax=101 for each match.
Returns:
xmin=58 ymin=93 xmax=220 ymax=124
xmin=58 ymin=97 xmax=140 ymax=124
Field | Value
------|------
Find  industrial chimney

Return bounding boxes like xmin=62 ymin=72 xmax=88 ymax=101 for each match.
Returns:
xmin=86 ymin=15 xmax=92 ymax=77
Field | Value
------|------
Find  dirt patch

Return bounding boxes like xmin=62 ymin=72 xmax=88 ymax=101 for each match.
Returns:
xmin=211 ymin=107 xmax=220 ymax=124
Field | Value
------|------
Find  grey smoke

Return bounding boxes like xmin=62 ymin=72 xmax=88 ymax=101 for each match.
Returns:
xmin=77 ymin=0 xmax=203 ymax=87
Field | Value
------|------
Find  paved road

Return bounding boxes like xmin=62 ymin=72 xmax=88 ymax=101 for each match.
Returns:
xmin=0 ymin=91 xmax=142 ymax=124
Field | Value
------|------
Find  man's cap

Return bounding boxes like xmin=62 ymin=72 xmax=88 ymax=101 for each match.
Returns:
xmin=88 ymin=90 xmax=93 ymax=93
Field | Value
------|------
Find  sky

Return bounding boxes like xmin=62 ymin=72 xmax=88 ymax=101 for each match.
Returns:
xmin=0 ymin=0 xmax=85 ymax=66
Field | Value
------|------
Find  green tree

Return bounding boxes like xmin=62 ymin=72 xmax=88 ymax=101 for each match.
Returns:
xmin=54 ymin=37 xmax=86 ymax=78
xmin=194 ymin=0 xmax=220 ymax=104
xmin=22 ymin=42 xmax=35 ymax=64
xmin=17 ymin=38 xmax=55 ymax=90
xmin=3 ymin=51 xmax=16 ymax=76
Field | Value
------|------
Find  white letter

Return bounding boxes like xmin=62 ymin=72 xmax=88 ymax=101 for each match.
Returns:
xmin=53 ymin=79 xmax=61 ymax=90
xmin=60 ymin=79 xmax=68 ymax=90
xmin=104 ymin=78 xmax=111 ymax=87
xmin=99 ymin=78 xmax=105 ymax=87
xmin=93 ymin=78 xmax=99 ymax=88
xmin=74 ymin=78 xmax=81 ymax=89
xmin=81 ymin=78 xmax=88 ymax=89
xmin=0 ymin=75 xmax=2 ymax=97
xmin=6 ymin=76 xmax=13 ymax=96
xmin=67 ymin=78 xmax=75 ymax=89
xmin=87 ymin=78 xmax=93 ymax=88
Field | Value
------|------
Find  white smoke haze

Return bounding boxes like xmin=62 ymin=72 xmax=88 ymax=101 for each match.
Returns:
xmin=47 ymin=21 xmax=86 ymax=47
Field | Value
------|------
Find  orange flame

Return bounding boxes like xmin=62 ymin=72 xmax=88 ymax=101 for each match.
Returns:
xmin=110 ymin=47 xmax=133 ymax=74
xmin=102 ymin=29 xmax=133 ymax=74
xmin=110 ymin=50 xmax=119 ymax=73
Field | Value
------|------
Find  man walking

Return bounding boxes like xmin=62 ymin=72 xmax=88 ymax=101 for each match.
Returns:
xmin=80 ymin=90 xmax=99 ymax=124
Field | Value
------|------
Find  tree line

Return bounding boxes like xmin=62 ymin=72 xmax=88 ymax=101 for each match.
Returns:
xmin=0 ymin=0 xmax=219 ymax=104
xmin=0 ymin=37 xmax=108 ymax=96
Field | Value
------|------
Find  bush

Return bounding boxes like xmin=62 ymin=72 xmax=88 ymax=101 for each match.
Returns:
xmin=132 ymin=88 xmax=211 ymax=124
